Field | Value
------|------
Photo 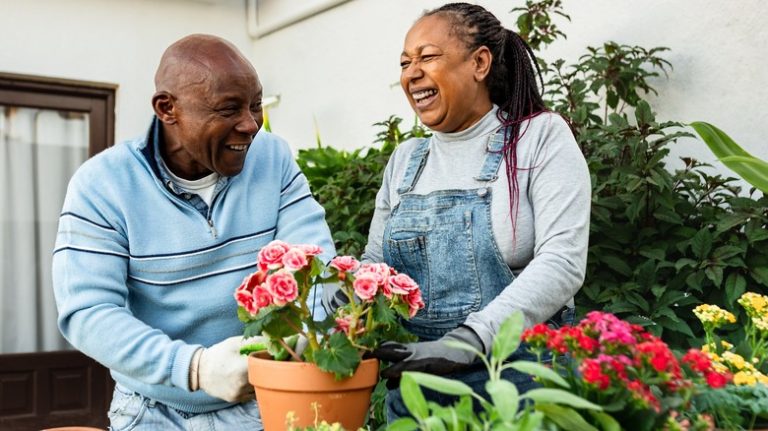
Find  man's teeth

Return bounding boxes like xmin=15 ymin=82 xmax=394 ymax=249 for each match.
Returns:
xmin=229 ymin=145 xmax=248 ymax=151
xmin=412 ymin=89 xmax=437 ymax=102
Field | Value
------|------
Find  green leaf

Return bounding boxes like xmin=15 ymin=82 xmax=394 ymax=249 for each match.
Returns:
xmin=237 ymin=306 xmax=253 ymax=323
xmin=690 ymin=121 xmax=768 ymax=193
xmin=399 ymin=374 xmax=429 ymax=419
xmin=655 ymin=315 xmax=694 ymax=337
xmin=387 ymin=417 xmax=419 ymax=431
xmin=485 ymin=380 xmax=519 ymax=422
xmin=589 ymin=411 xmax=622 ymax=431
xmin=507 ymin=361 xmax=570 ymax=389
xmin=406 ymin=371 xmax=475 ymax=397
xmin=752 ymin=267 xmax=768 ymax=287
xmin=691 ymin=229 xmax=713 ymax=259
xmin=725 ymin=273 xmax=747 ymax=306
xmin=600 ymin=255 xmax=632 ymax=276
xmin=492 ymin=311 xmax=524 ymax=360
xmin=635 ymin=100 xmax=654 ymax=125
xmin=523 ymin=388 xmax=602 ymax=410
xmin=535 ymin=403 xmax=600 ymax=431
xmin=312 ymin=332 xmax=360 ymax=379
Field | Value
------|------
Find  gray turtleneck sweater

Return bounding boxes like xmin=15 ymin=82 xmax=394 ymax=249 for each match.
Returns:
xmin=362 ymin=107 xmax=591 ymax=348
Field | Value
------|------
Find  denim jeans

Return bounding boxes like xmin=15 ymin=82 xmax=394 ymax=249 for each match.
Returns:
xmin=107 ymin=384 xmax=262 ymax=431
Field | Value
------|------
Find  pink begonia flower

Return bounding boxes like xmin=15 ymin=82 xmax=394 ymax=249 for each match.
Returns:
xmin=356 ymin=263 xmax=391 ymax=286
xmin=296 ymin=244 xmax=323 ymax=256
xmin=235 ymin=285 xmax=258 ymax=314
xmin=257 ymin=240 xmax=291 ymax=272
xmin=266 ymin=270 xmax=299 ymax=306
xmin=353 ymin=273 xmax=378 ymax=302
xmin=406 ymin=288 xmax=425 ymax=318
xmin=253 ymin=285 xmax=272 ymax=309
xmin=389 ymin=273 xmax=419 ymax=295
xmin=234 ymin=271 xmax=268 ymax=314
xmin=330 ymin=256 xmax=360 ymax=273
xmin=282 ymin=248 xmax=308 ymax=271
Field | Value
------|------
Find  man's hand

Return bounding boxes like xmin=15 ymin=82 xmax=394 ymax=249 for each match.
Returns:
xmin=372 ymin=326 xmax=485 ymax=381
xmin=192 ymin=336 xmax=257 ymax=403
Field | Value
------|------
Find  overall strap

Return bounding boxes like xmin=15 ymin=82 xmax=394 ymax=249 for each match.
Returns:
xmin=474 ymin=127 xmax=508 ymax=182
xmin=396 ymin=138 xmax=431 ymax=195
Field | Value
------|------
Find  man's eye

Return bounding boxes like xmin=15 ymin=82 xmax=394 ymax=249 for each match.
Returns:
xmin=218 ymin=108 xmax=237 ymax=117
xmin=421 ymin=54 xmax=437 ymax=62
xmin=400 ymin=60 xmax=411 ymax=69
xmin=250 ymin=104 xmax=262 ymax=113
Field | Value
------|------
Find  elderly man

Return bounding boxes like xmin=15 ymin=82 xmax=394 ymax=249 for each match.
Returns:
xmin=52 ymin=34 xmax=334 ymax=430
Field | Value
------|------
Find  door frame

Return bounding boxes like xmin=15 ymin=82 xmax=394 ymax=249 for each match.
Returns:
xmin=0 ymin=72 xmax=117 ymax=430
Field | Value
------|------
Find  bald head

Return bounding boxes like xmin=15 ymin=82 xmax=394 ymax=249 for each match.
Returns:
xmin=155 ymin=34 xmax=257 ymax=97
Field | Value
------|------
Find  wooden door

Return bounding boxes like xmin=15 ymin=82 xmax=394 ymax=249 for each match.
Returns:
xmin=0 ymin=73 xmax=116 ymax=430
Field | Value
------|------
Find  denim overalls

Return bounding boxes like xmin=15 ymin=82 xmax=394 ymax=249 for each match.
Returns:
xmin=383 ymin=129 xmax=567 ymax=420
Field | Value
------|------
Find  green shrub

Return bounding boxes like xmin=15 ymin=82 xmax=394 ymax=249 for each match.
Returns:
xmin=513 ymin=0 xmax=768 ymax=348
xmin=297 ymin=116 xmax=428 ymax=257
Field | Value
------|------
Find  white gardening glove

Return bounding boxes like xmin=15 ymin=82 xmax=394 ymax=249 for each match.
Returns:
xmin=191 ymin=336 xmax=260 ymax=402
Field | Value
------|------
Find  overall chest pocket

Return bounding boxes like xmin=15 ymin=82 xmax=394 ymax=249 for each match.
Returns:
xmin=386 ymin=208 xmax=481 ymax=322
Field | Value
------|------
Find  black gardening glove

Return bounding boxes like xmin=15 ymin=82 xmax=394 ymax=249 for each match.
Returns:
xmin=373 ymin=325 xmax=486 ymax=383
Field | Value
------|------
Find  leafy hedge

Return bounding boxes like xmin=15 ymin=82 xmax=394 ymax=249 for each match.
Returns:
xmin=296 ymin=116 xmax=428 ymax=257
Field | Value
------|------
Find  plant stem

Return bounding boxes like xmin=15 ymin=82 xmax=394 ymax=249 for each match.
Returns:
xmin=277 ymin=337 xmax=302 ymax=362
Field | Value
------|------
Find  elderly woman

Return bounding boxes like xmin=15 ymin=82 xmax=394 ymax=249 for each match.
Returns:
xmin=363 ymin=2 xmax=592 ymax=420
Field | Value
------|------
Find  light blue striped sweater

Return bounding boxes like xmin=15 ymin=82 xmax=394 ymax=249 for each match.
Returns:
xmin=52 ymin=118 xmax=334 ymax=413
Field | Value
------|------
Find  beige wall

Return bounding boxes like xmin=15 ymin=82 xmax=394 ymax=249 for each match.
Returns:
xmin=2 ymin=0 xmax=766 ymax=175
xmin=252 ymin=0 xmax=768 ymax=178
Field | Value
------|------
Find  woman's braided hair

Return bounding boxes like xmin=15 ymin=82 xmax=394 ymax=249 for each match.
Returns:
xmin=424 ymin=3 xmax=546 ymax=235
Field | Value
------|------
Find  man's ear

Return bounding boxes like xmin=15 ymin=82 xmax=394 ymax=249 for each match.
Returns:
xmin=472 ymin=46 xmax=492 ymax=82
xmin=152 ymin=91 xmax=177 ymax=124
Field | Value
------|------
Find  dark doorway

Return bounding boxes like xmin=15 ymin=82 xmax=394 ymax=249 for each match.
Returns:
xmin=0 ymin=72 xmax=116 ymax=430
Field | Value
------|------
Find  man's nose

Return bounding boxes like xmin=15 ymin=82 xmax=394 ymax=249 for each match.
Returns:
xmin=236 ymin=110 xmax=260 ymax=137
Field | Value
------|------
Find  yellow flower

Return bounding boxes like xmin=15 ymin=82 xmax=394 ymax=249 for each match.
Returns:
xmin=693 ymin=304 xmax=737 ymax=327
xmin=733 ymin=371 xmax=757 ymax=386
xmin=738 ymin=292 xmax=768 ymax=318
xmin=711 ymin=361 xmax=729 ymax=375
xmin=754 ymin=316 xmax=768 ymax=332
xmin=758 ymin=372 xmax=768 ymax=385
xmin=722 ymin=351 xmax=748 ymax=370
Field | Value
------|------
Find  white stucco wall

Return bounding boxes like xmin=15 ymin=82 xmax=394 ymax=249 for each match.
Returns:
xmin=1 ymin=0 xmax=766 ymax=176
xmin=252 ymin=0 xmax=768 ymax=183
xmin=0 ymin=0 xmax=251 ymax=143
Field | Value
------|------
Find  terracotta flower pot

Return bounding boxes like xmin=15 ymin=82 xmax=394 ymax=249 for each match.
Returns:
xmin=248 ymin=352 xmax=379 ymax=431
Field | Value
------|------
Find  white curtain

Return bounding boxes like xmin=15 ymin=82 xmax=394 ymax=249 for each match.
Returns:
xmin=0 ymin=106 xmax=88 ymax=353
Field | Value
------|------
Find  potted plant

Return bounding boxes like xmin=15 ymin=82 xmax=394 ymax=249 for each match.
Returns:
xmin=688 ymin=292 xmax=768 ymax=430
xmin=234 ymin=240 xmax=424 ymax=430
xmin=521 ymin=311 xmax=731 ymax=430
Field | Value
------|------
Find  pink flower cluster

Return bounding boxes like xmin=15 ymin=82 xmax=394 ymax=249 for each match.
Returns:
xmin=234 ymin=241 xmax=425 ymax=328
xmin=235 ymin=241 xmax=322 ymax=314
xmin=330 ymin=258 xmax=424 ymax=318
xmin=522 ymin=311 xmax=731 ymax=414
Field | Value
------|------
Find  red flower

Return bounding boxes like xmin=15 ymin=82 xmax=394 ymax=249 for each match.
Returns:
xmin=682 ymin=349 xmax=712 ymax=373
xmin=581 ymin=359 xmax=611 ymax=390
xmin=705 ymin=371 xmax=730 ymax=388
xmin=521 ymin=323 xmax=553 ymax=349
